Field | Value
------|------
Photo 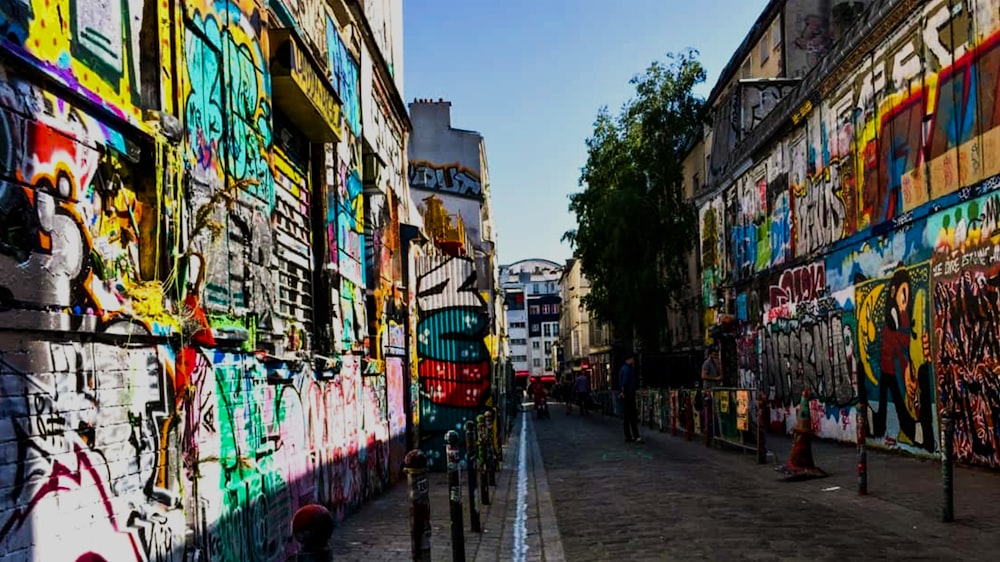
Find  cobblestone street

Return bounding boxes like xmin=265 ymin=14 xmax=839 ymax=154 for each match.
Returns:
xmin=536 ymin=406 xmax=1000 ymax=561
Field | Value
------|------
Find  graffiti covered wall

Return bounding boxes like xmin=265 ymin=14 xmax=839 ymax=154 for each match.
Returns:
xmin=700 ymin=0 xmax=1000 ymax=465
xmin=1 ymin=0 xmax=410 ymax=559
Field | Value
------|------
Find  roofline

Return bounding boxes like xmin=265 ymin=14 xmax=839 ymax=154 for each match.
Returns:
xmin=705 ymin=0 xmax=785 ymax=107
xmin=500 ymin=258 xmax=563 ymax=270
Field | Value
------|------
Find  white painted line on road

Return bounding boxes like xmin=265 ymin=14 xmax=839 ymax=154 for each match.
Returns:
xmin=513 ymin=410 xmax=529 ymax=562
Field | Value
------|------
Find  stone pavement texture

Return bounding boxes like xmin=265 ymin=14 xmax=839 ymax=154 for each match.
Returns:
xmin=329 ymin=409 xmax=564 ymax=561
xmin=539 ymin=406 xmax=1000 ymax=561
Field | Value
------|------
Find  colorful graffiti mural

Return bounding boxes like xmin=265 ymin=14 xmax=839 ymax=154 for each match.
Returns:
xmin=415 ymin=255 xmax=490 ymax=468
xmin=0 ymin=0 xmax=418 ymax=558
xmin=697 ymin=0 xmax=1000 ymax=465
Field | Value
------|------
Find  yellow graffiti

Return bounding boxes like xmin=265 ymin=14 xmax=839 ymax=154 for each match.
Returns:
xmin=20 ymin=0 xmax=150 ymax=128
xmin=856 ymin=282 xmax=885 ymax=387
xmin=420 ymin=194 xmax=466 ymax=246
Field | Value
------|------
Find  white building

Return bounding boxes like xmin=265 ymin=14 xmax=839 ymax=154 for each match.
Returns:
xmin=500 ymin=259 xmax=562 ymax=384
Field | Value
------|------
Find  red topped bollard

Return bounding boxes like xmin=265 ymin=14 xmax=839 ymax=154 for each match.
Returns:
xmin=291 ymin=504 xmax=334 ymax=561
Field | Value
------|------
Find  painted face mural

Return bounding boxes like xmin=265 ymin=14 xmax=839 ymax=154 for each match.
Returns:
xmin=415 ymin=256 xmax=490 ymax=468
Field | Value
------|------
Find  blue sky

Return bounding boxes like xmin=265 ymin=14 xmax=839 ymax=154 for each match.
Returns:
xmin=403 ymin=0 xmax=769 ymax=266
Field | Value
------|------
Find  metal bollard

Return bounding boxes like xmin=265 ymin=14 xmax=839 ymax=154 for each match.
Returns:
xmin=857 ymin=403 xmax=868 ymax=496
xmin=404 ymin=450 xmax=432 ymax=561
xmin=757 ymin=390 xmax=767 ymax=465
xmin=477 ymin=415 xmax=492 ymax=506
xmin=703 ymin=390 xmax=713 ymax=448
xmin=487 ymin=407 xmax=503 ymax=466
xmin=484 ymin=410 xmax=498 ymax=486
xmin=445 ymin=430 xmax=466 ymax=561
xmin=464 ymin=421 xmax=482 ymax=533
xmin=291 ymin=504 xmax=334 ymax=561
xmin=684 ymin=392 xmax=694 ymax=441
xmin=671 ymin=393 xmax=678 ymax=436
xmin=942 ymin=413 xmax=955 ymax=522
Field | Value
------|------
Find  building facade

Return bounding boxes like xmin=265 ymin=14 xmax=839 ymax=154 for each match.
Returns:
xmin=558 ymin=259 xmax=590 ymax=378
xmin=694 ymin=0 xmax=1000 ymax=470
xmin=0 ymin=0 xmax=425 ymax=558
xmin=407 ymin=99 xmax=505 ymax=468
xmin=500 ymin=259 xmax=562 ymax=384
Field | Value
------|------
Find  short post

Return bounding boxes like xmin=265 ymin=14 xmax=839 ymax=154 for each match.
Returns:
xmin=477 ymin=415 xmax=492 ymax=505
xmin=487 ymin=408 xmax=503 ymax=467
xmin=684 ymin=392 xmax=694 ymax=441
xmin=484 ymin=410 xmax=498 ymax=485
xmin=703 ymin=390 xmax=713 ymax=448
xmin=445 ymin=431 xmax=466 ymax=560
xmin=857 ymin=403 xmax=868 ymax=496
xmin=670 ymin=392 xmax=678 ymax=436
xmin=756 ymin=390 xmax=767 ymax=465
xmin=942 ymin=413 xmax=955 ymax=523
xmin=291 ymin=504 xmax=334 ymax=561
xmin=464 ymin=421 xmax=482 ymax=533
xmin=404 ymin=450 xmax=432 ymax=561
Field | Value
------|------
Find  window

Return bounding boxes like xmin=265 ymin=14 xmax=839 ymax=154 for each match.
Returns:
xmin=543 ymin=324 xmax=551 ymax=337
xmin=510 ymin=322 xmax=525 ymax=329
xmin=513 ymin=355 xmax=527 ymax=362
xmin=511 ymin=338 xmax=526 ymax=346
xmin=552 ymin=323 xmax=559 ymax=336
xmin=772 ymin=19 xmax=782 ymax=49
xmin=545 ymin=359 xmax=552 ymax=370
xmin=529 ymin=305 xmax=540 ymax=315
xmin=533 ymin=359 xmax=541 ymax=367
xmin=759 ymin=31 xmax=770 ymax=64
xmin=532 ymin=341 xmax=540 ymax=349
xmin=530 ymin=323 xmax=541 ymax=336
xmin=544 ymin=341 xmax=552 ymax=354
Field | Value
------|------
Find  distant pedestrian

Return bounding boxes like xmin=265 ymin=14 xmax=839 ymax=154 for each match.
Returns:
xmin=701 ymin=347 xmax=723 ymax=441
xmin=573 ymin=371 xmax=590 ymax=415
xmin=619 ymin=352 xmax=642 ymax=443
xmin=701 ymin=347 xmax=723 ymax=389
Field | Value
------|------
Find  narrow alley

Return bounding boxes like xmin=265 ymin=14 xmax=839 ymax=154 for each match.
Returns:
xmin=332 ymin=403 xmax=1000 ymax=561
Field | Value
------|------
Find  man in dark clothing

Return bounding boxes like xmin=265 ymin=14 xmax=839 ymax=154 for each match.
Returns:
xmin=618 ymin=352 xmax=643 ymax=443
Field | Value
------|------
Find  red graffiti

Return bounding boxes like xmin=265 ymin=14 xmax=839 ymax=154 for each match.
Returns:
xmin=769 ymin=263 xmax=826 ymax=308
xmin=418 ymin=358 xmax=491 ymax=408
xmin=0 ymin=444 xmax=143 ymax=559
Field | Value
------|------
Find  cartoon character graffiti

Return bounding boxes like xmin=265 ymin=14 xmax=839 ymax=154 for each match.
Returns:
xmin=858 ymin=264 xmax=936 ymax=454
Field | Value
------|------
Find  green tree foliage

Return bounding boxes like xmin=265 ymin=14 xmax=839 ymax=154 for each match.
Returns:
xmin=563 ymin=50 xmax=707 ymax=349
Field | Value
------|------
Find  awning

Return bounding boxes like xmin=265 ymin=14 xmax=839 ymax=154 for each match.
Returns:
xmin=269 ymin=28 xmax=342 ymax=142
xmin=515 ymin=370 xmax=530 ymax=378
xmin=540 ymin=375 xmax=556 ymax=384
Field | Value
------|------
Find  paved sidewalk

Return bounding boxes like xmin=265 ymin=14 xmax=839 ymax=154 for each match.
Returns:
xmin=538 ymin=406 xmax=1000 ymax=561
xmin=328 ymin=409 xmax=565 ymax=561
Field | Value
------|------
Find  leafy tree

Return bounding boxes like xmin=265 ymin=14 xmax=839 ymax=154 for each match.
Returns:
xmin=563 ymin=50 xmax=707 ymax=350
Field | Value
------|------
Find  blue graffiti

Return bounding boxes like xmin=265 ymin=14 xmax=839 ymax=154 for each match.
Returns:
xmin=417 ymin=309 xmax=490 ymax=363
xmin=731 ymin=223 xmax=759 ymax=276
xmin=326 ymin=16 xmax=361 ymax=137
xmin=185 ymin=4 xmax=274 ymax=208
xmin=769 ymin=193 xmax=792 ymax=266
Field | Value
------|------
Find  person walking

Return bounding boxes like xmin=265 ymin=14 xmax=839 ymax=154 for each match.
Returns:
xmin=619 ymin=352 xmax=642 ymax=443
xmin=701 ymin=346 xmax=723 ymax=442
xmin=573 ymin=371 xmax=590 ymax=415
